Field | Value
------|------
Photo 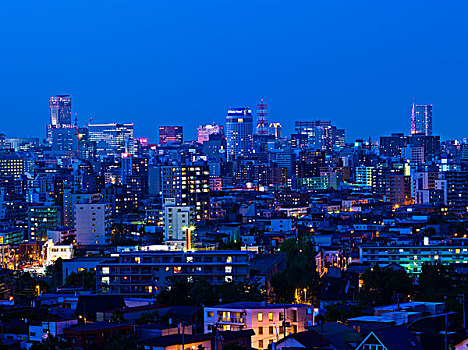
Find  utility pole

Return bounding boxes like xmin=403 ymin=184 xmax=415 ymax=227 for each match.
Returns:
xmin=444 ymin=296 xmax=448 ymax=350
xmin=458 ymin=294 xmax=466 ymax=330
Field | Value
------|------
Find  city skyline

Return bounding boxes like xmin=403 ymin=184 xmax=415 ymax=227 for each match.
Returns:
xmin=0 ymin=1 xmax=466 ymax=141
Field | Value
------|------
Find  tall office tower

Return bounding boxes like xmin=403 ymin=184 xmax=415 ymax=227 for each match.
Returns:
xmin=226 ymin=107 xmax=253 ymax=159
xmin=197 ymin=123 xmax=224 ymax=144
xmin=88 ymin=123 xmax=135 ymax=156
xmin=47 ymin=95 xmax=72 ymax=143
xmin=163 ymin=198 xmax=194 ymax=250
xmin=411 ymin=103 xmax=433 ymax=136
xmin=159 ymin=126 xmax=183 ymax=145
xmin=161 ymin=165 xmax=210 ymax=221
xmin=269 ymin=123 xmax=282 ymax=139
xmin=256 ymin=99 xmax=269 ymax=136
xmin=50 ymin=95 xmax=72 ymax=126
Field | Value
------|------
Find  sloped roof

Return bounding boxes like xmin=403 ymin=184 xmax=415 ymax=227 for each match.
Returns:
xmin=277 ymin=330 xmax=331 ymax=348
xmin=357 ymin=326 xmax=424 ymax=350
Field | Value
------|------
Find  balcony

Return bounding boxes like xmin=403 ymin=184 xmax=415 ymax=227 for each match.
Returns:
xmin=217 ymin=317 xmax=244 ymax=324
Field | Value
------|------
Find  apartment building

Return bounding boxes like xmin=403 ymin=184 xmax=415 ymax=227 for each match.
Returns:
xmin=204 ymin=302 xmax=315 ymax=350
xmin=96 ymin=250 xmax=249 ymax=298
xmin=359 ymin=242 xmax=468 ymax=274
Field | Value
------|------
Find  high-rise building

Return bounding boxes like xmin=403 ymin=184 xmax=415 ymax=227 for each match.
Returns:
xmin=0 ymin=153 xmax=25 ymax=179
xmin=159 ymin=126 xmax=183 ymax=145
xmin=47 ymin=95 xmax=73 ymax=144
xmin=50 ymin=95 xmax=72 ymax=126
xmin=269 ymin=123 xmax=282 ymax=139
xmin=51 ymin=126 xmax=78 ymax=154
xmin=88 ymin=123 xmax=135 ymax=156
xmin=380 ymin=133 xmax=408 ymax=157
xmin=163 ymin=198 xmax=194 ymax=250
xmin=411 ymin=103 xmax=433 ymax=136
xmin=197 ymin=123 xmax=224 ymax=144
xmin=161 ymin=165 xmax=210 ymax=221
xmin=355 ymin=167 xmax=373 ymax=187
xmin=74 ymin=203 xmax=112 ymax=245
xmin=226 ymin=108 xmax=253 ymax=159
xmin=294 ymin=121 xmax=335 ymax=152
xmin=28 ymin=206 xmax=61 ymax=241
xmin=446 ymin=171 xmax=468 ymax=213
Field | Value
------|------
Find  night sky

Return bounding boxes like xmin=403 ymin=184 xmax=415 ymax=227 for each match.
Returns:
xmin=0 ymin=0 xmax=466 ymax=142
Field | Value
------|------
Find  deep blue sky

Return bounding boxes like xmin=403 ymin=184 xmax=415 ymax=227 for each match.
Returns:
xmin=0 ymin=0 xmax=466 ymax=142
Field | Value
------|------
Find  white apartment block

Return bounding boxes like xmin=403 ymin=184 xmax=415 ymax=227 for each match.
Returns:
xmin=75 ymin=203 xmax=112 ymax=245
xmin=164 ymin=198 xmax=194 ymax=249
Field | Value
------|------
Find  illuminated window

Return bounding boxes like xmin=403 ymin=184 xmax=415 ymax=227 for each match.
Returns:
xmin=258 ymin=313 xmax=263 ymax=322
xmin=268 ymin=313 xmax=273 ymax=321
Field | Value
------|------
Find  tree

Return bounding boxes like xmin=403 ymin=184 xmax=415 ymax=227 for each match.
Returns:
xmin=360 ymin=265 xmax=413 ymax=306
xmin=218 ymin=240 xmax=242 ymax=250
xmin=64 ymin=270 xmax=96 ymax=291
xmin=416 ymin=262 xmax=456 ymax=301
xmin=156 ymin=276 xmax=266 ymax=306
xmin=110 ymin=309 xmax=126 ymax=322
xmin=270 ymin=239 xmax=320 ymax=304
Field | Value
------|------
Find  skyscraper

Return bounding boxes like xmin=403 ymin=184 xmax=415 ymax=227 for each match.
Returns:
xmin=50 ymin=95 xmax=72 ymax=126
xmin=47 ymin=95 xmax=73 ymax=144
xmin=411 ymin=103 xmax=433 ymax=136
xmin=159 ymin=126 xmax=183 ymax=145
xmin=226 ymin=107 xmax=253 ymax=159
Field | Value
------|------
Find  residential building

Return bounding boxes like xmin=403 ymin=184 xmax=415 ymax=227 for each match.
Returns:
xmin=74 ymin=203 xmax=112 ymax=245
xmin=163 ymin=198 xmax=194 ymax=250
xmin=161 ymin=165 xmax=210 ymax=221
xmin=356 ymin=167 xmax=373 ymax=187
xmin=27 ymin=206 xmax=61 ymax=241
xmin=204 ymin=302 xmax=315 ymax=350
xmin=96 ymin=250 xmax=250 ymax=297
xmin=359 ymin=243 xmax=468 ymax=274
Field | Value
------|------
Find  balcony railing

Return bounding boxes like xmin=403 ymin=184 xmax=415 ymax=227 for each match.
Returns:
xmin=217 ymin=317 xmax=244 ymax=324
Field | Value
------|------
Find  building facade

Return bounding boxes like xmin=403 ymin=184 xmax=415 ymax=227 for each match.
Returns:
xmin=96 ymin=250 xmax=250 ymax=297
xmin=159 ymin=126 xmax=183 ymax=145
xmin=226 ymin=108 xmax=253 ymax=160
xmin=411 ymin=103 xmax=433 ymax=136
xmin=204 ymin=302 xmax=315 ymax=350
